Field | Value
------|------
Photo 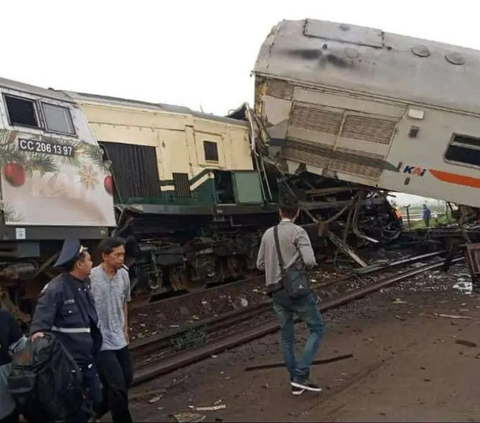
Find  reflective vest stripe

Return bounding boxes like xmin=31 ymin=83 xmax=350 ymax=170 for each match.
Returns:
xmin=51 ymin=325 xmax=91 ymax=334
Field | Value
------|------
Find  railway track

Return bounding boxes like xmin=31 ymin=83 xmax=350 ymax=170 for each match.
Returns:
xmin=129 ymin=273 xmax=262 ymax=311
xmin=131 ymin=250 xmax=461 ymax=386
xmin=131 ymin=251 xmax=463 ymax=385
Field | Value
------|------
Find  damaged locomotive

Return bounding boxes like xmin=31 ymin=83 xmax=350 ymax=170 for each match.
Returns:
xmin=0 ymin=77 xmax=398 ymax=319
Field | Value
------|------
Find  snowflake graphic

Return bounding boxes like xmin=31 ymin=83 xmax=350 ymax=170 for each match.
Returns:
xmin=78 ymin=165 xmax=99 ymax=190
xmin=1 ymin=201 xmax=25 ymax=222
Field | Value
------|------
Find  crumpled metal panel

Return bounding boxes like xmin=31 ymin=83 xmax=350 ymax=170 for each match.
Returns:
xmin=330 ymin=147 xmax=384 ymax=179
xmin=282 ymin=139 xmax=332 ymax=169
xmin=281 ymin=139 xmax=384 ymax=180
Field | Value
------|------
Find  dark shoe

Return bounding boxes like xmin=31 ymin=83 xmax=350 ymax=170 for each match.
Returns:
xmin=291 ymin=385 xmax=305 ymax=396
xmin=291 ymin=378 xmax=322 ymax=392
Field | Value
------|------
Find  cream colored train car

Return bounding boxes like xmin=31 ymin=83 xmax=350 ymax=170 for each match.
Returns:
xmin=253 ymin=19 xmax=480 ymax=209
xmin=67 ymin=92 xmax=265 ymax=208
xmin=65 ymin=91 xmax=277 ymax=293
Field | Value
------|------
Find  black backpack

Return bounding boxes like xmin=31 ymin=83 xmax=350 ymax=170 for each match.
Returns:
xmin=7 ymin=332 xmax=85 ymax=422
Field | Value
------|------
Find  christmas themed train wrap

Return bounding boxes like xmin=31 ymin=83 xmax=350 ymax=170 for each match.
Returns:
xmin=0 ymin=79 xmax=116 ymax=228
xmin=1 ymin=130 xmax=115 ymax=227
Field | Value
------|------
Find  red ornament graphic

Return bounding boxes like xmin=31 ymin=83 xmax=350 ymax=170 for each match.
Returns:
xmin=104 ymin=175 xmax=113 ymax=195
xmin=3 ymin=163 xmax=26 ymax=187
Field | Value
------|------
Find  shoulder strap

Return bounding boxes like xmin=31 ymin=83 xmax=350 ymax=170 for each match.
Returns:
xmin=274 ymin=225 xmax=286 ymax=274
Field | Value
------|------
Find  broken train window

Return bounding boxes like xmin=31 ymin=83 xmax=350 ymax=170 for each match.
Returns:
xmin=203 ymin=141 xmax=219 ymax=162
xmin=445 ymin=134 xmax=480 ymax=168
xmin=4 ymin=95 xmax=39 ymax=128
xmin=42 ymin=103 xmax=75 ymax=135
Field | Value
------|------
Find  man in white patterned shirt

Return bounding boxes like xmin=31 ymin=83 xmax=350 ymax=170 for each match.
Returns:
xmin=90 ymin=237 xmax=132 ymax=423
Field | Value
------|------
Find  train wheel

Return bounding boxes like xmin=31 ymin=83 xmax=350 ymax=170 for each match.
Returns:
xmin=168 ymin=267 xmax=206 ymax=292
xmin=225 ymin=256 xmax=247 ymax=280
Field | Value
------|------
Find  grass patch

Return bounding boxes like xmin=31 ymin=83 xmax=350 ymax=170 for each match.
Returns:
xmin=171 ymin=327 xmax=207 ymax=351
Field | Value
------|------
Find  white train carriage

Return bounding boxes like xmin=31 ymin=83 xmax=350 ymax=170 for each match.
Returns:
xmin=253 ymin=19 xmax=480 ymax=209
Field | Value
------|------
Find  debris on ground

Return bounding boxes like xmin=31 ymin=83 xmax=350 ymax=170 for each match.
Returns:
xmin=433 ymin=313 xmax=474 ymax=320
xmin=149 ymin=395 xmax=162 ymax=404
xmin=173 ymin=412 xmax=206 ymax=423
xmin=453 ymin=280 xmax=473 ymax=295
xmin=130 ymin=262 xmax=480 ymax=422
xmin=188 ymin=404 xmax=227 ymax=412
xmin=455 ymin=339 xmax=478 ymax=348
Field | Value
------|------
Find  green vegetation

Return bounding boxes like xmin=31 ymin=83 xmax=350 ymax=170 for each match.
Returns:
xmin=410 ymin=214 xmax=454 ymax=229
xmin=400 ymin=204 xmax=456 ymax=229
xmin=171 ymin=327 xmax=207 ymax=351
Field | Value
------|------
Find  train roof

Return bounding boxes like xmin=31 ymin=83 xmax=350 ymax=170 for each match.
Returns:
xmin=0 ymin=77 xmax=75 ymax=103
xmin=66 ymin=91 xmax=248 ymax=127
xmin=0 ymin=76 xmax=248 ymax=127
xmin=254 ymin=19 xmax=480 ymax=115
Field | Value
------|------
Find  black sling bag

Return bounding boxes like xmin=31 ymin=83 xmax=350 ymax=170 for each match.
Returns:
xmin=273 ymin=225 xmax=311 ymax=300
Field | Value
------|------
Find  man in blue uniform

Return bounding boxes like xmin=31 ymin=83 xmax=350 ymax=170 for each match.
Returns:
xmin=30 ymin=240 xmax=102 ymax=422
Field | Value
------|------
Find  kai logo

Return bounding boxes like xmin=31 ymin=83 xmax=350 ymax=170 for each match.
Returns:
xmin=403 ymin=165 xmax=427 ymax=177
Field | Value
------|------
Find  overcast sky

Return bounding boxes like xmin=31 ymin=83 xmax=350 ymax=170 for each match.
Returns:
xmin=3 ymin=0 xmax=476 ymax=205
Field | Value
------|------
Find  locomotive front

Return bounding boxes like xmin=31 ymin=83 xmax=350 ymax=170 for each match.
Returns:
xmin=0 ymin=78 xmax=116 ymax=320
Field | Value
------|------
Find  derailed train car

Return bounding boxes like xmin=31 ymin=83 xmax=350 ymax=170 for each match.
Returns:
xmin=0 ymin=76 xmax=398 ymax=318
xmin=253 ymin=19 xmax=480 ymax=216
xmin=67 ymin=92 xmax=399 ymax=300
xmin=67 ymin=91 xmax=278 ymax=298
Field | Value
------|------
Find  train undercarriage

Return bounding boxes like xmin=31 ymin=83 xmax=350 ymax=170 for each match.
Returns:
xmin=3 ymin=162 xmax=480 ymax=323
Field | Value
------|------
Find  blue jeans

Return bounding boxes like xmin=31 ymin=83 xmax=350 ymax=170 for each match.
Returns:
xmin=272 ymin=290 xmax=326 ymax=381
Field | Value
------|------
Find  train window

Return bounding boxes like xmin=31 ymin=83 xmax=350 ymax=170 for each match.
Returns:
xmin=445 ymin=135 xmax=480 ymax=168
xmin=42 ymin=103 xmax=75 ymax=135
xmin=4 ymin=95 xmax=39 ymax=128
xmin=203 ymin=141 xmax=219 ymax=162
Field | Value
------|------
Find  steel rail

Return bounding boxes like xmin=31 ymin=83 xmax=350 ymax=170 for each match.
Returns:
xmin=131 ymin=250 xmax=446 ymax=357
xmin=132 ymin=255 xmax=462 ymax=385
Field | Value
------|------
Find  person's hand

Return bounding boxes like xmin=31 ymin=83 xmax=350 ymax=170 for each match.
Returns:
xmin=124 ymin=329 xmax=130 ymax=345
xmin=31 ymin=332 xmax=45 ymax=342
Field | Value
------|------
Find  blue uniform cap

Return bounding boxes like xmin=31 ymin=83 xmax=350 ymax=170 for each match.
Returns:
xmin=54 ymin=239 xmax=88 ymax=268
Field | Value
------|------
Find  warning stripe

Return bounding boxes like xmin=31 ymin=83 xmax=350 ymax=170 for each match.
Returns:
xmin=430 ymin=169 xmax=480 ymax=189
